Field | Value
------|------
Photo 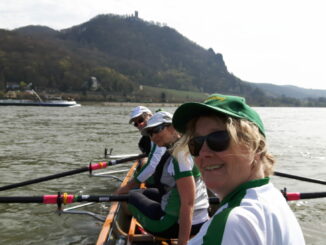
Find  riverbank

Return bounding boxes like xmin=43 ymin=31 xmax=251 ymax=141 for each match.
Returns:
xmin=83 ymin=101 xmax=181 ymax=107
xmin=1 ymin=85 xmax=207 ymax=104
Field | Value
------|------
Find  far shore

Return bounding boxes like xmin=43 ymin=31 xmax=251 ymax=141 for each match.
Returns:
xmin=82 ymin=101 xmax=181 ymax=107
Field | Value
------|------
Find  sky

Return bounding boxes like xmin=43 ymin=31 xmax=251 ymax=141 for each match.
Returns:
xmin=1 ymin=0 xmax=326 ymax=90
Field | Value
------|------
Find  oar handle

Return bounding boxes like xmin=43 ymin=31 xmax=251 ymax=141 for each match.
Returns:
xmin=208 ymin=197 xmax=219 ymax=204
xmin=108 ymin=153 xmax=147 ymax=166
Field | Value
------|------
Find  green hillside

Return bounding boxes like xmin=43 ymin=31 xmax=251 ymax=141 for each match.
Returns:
xmin=1 ymin=13 xmax=326 ymax=106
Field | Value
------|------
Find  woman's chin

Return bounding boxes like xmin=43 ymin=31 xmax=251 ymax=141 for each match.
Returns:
xmin=202 ymin=174 xmax=226 ymax=193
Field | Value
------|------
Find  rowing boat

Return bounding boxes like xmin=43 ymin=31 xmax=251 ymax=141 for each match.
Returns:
xmin=96 ymin=159 xmax=190 ymax=245
xmin=96 ymin=160 xmax=219 ymax=245
xmin=96 ymin=160 xmax=176 ymax=245
xmin=96 ymin=160 xmax=159 ymax=244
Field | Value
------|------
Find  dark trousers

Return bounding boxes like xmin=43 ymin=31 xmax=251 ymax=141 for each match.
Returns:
xmin=128 ymin=188 xmax=205 ymax=238
xmin=129 ymin=188 xmax=164 ymax=219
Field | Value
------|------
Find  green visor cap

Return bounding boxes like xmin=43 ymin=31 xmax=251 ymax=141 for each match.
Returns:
xmin=172 ymin=93 xmax=265 ymax=136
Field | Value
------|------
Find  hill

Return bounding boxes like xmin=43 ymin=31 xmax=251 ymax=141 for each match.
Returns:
xmin=1 ymin=13 xmax=326 ymax=106
xmin=15 ymin=25 xmax=59 ymax=38
xmin=247 ymin=82 xmax=326 ymax=99
xmin=57 ymin=14 xmax=258 ymax=96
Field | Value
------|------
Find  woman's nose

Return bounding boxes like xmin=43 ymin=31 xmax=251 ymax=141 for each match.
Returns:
xmin=198 ymin=141 xmax=213 ymax=156
xmin=137 ymin=121 xmax=146 ymax=129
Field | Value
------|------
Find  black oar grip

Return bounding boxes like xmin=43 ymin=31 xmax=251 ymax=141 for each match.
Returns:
xmin=75 ymin=194 xmax=129 ymax=202
xmin=300 ymin=192 xmax=326 ymax=199
xmin=109 ymin=153 xmax=147 ymax=166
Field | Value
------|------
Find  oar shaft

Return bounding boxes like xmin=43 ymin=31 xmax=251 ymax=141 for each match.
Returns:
xmin=0 ymin=196 xmax=44 ymax=203
xmin=0 ymin=153 xmax=147 ymax=192
xmin=0 ymin=167 xmax=89 ymax=191
xmin=274 ymin=171 xmax=326 ymax=185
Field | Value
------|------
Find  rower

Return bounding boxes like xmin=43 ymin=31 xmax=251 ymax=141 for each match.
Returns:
xmin=116 ymin=106 xmax=167 ymax=194
xmin=127 ymin=111 xmax=209 ymax=245
xmin=172 ymin=93 xmax=305 ymax=245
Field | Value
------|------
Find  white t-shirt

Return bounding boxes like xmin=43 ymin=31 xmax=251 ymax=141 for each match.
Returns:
xmin=188 ymin=179 xmax=305 ymax=245
xmin=135 ymin=143 xmax=166 ymax=183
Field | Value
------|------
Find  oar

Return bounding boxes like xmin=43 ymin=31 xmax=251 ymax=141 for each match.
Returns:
xmin=274 ymin=171 xmax=326 ymax=185
xmin=208 ymin=191 xmax=326 ymax=204
xmin=0 ymin=153 xmax=147 ymax=192
xmin=286 ymin=192 xmax=326 ymax=201
xmin=1 ymin=191 xmax=325 ymax=204
xmin=0 ymin=193 xmax=128 ymax=204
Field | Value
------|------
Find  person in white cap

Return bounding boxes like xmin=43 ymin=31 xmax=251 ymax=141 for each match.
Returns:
xmin=127 ymin=111 xmax=209 ymax=245
xmin=129 ymin=106 xmax=153 ymax=154
xmin=116 ymin=106 xmax=167 ymax=193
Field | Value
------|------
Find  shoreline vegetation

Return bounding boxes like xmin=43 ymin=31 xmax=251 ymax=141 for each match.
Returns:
xmin=2 ymin=14 xmax=326 ymax=108
xmin=93 ymin=101 xmax=180 ymax=107
xmin=2 ymin=85 xmax=326 ymax=107
xmin=0 ymin=85 xmax=208 ymax=105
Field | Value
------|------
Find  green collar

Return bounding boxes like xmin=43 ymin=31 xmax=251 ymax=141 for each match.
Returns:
xmin=220 ymin=177 xmax=270 ymax=206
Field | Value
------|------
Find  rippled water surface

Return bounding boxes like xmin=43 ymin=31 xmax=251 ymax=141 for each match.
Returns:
xmin=0 ymin=105 xmax=325 ymax=244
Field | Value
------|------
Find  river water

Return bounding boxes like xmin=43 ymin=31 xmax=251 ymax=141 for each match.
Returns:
xmin=0 ymin=104 xmax=325 ymax=245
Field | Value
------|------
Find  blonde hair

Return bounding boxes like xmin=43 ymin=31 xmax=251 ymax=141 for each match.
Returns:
xmin=173 ymin=115 xmax=275 ymax=177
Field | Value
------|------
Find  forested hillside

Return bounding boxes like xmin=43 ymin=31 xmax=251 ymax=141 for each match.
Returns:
xmin=1 ymin=14 xmax=326 ymax=106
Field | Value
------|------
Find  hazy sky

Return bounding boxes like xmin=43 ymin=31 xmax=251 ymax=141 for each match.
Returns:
xmin=1 ymin=0 xmax=326 ymax=90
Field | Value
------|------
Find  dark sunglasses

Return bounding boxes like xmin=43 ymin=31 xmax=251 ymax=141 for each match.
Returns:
xmin=133 ymin=117 xmax=145 ymax=127
xmin=147 ymin=124 xmax=169 ymax=137
xmin=188 ymin=131 xmax=230 ymax=157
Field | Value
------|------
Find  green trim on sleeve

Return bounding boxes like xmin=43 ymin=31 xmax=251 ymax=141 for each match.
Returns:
xmin=175 ymin=171 xmax=193 ymax=179
xmin=192 ymin=165 xmax=201 ymax=178
xmin=172 ymin=158 xmax=193 ymax=180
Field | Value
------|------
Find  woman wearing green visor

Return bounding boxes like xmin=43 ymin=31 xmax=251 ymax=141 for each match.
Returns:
xmin=172 ymin=93 xmax=305 ymax=245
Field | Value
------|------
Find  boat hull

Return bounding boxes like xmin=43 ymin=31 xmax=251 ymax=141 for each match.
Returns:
xmin=0 ymin=99 xmax=80 ymax=107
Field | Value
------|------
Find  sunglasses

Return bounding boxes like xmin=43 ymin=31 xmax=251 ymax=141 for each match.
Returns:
xmin=147 ymin=124 xmax=169 ymax=137
xmin=188 ymin=131 xmax=230 ymax=157
xmin=133 ymin=117 xmax=145 ymax=127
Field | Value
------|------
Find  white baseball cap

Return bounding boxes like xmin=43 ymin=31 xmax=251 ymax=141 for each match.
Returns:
xmin=129 ymin=106 xmax=152 ymax=123
xmin=141 ymin=111 xmax=173 ymax=135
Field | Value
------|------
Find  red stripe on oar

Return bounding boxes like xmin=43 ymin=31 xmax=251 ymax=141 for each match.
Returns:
xmin=43 ymin=195 xmax=74 ymax=204
xmin=286 ymin=192 xmax=301 ymax=201
xmin=90 ymin=162 xmax=108 ymax=170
